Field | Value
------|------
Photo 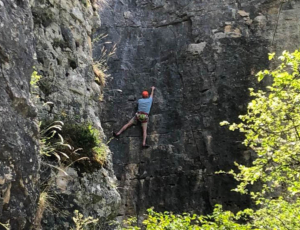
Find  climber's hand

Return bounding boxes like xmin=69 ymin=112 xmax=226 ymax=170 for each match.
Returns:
xmin=151 ymin=86 xmax=155 ymax=90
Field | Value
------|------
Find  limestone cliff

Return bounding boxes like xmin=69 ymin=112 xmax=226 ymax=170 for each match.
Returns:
xmin=1 ymin=0 xmax=300 ymax=228
xmin=0 ymin=0 xmax=120 ymax=229
xmin=95 ymin=0 xmax=300 ymax=220
xmin=0 ymin=0 xmax=39 ymax=229
xmin=31 ymin=0 xmax=121 ymax=229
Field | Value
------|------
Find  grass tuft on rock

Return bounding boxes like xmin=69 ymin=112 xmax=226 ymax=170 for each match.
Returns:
xmin=61 ymin=123 xmax=108 ymax=169
xmin=40 ymin=121 xmax=108 ymax=173
xmin=93 ymin=64 xmax=106 ymax=86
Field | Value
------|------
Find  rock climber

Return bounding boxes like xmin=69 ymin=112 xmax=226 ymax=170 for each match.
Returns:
xmin=113 ymin=86 xmax=155 ymax=148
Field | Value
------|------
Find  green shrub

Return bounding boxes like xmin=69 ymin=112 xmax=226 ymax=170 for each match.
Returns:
xmin=62 ymin=123 xmax=100 ymax=148
xmin=122 ymin=206 xmax=252 ymax=230
xmin=61 ymin=123 xmax=108 ymax=167
xmin=39 ymin=121 xmax=108 ymax=170
xmin=72 ymin=210 xmax=98 ymax=230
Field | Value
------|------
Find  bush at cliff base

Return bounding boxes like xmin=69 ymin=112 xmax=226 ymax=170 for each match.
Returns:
xmin=123 ymin=50 xmax=300 ymax=230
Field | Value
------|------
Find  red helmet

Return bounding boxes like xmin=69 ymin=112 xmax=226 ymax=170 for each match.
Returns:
xmin=142 ymin=91 xmax=149 ymax=98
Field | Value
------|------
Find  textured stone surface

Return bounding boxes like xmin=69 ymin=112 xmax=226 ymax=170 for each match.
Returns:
xmin=0 ymin=0 xmax=39 ymax=228
xmin=96 ymin=0 xmax=300 ymax=220
xmin=42 ymin=166 xmax=120 ymax=229
xmin=31 ymin=0 xmax=101 ymax=125
xmin=31 ymin=0 xmax=121 ymax=228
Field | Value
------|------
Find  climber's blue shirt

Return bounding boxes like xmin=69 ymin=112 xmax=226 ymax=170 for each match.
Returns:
xmin=138 ymin=97 xmax=153 ymax=114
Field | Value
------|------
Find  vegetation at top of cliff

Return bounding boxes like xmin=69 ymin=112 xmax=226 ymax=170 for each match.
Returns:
xmin=123 ymin=50 xmax=300 ymax=229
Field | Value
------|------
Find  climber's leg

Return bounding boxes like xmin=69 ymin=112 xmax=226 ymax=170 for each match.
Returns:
xmin=114 ymin=116 xmax=137 ymax=137
xmin=141 ymin=122 xmax=149 ymax=147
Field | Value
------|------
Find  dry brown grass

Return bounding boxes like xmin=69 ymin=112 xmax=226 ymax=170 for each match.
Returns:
xmin=93 ymin=64 xmax=106 ymax=86
xmin=92 ymin=44 xmax=116 ymax=87
xmin=0 ymin=222 xmax=10 ymax=230
xmin=34 ymin=192 xmax=50 ymax=229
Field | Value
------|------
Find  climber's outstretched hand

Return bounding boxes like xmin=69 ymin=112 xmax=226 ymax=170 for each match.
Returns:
xmin=150 ymin=86 xmax=155 ymax=97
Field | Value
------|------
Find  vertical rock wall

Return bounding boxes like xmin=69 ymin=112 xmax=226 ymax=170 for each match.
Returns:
xmin=1 ymin=0 xmax=122 ymax=228
xmin=96 ymin=0 xmax=300 ymax=219
xmin=0 ymin=0 xmax=123 ymax=229
xmin=31 ymin=0 xmax=120 ymax=229
xmin=0 ymin=0 xmax=39 ymax=229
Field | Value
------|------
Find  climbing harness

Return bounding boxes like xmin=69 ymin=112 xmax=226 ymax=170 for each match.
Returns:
xmin=136 ymin=112 xmax=148 ymax=123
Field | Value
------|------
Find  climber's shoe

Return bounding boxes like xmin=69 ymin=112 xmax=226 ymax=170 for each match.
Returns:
xmin=113 ymin=132 xmax=120 ymax=139
xmin=142 ymin=144 xmax=150 ymax=149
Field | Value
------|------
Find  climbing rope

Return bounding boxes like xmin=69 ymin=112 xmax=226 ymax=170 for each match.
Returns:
xmin=271 ymin=0 xmax=287 ymax=46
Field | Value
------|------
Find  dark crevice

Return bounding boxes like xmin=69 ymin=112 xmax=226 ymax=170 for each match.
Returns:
xmin=0 ymin=46 xmax=9 ymax=63
xmin=15 ymin=0 xmax=25 ymax=7
xmin=69 ymin=59 xmax=77 ymax=69
xmin=154 ymin=17 xmax=192 ymax=28
xmin=200 ymin=88 xmax=209 ymax=93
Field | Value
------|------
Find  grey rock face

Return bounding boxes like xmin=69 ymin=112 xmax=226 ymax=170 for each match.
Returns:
xmin=0 ymin=0 xmax=39 ymax=228
xmin=31 ymin=0 xmax=120 ymax=228
xmin=96 ymin=0 xmax=300 ymax=219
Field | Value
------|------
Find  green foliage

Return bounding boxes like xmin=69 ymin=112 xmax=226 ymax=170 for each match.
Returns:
xmin=39 ymin=120 xmax=107 ymax=174
xmin=122 ymin=206 xmax=252 ymax=230
xmin=222 ymin=49 xmax=300 ymax=198
xmin=125 ymin=50 xmax=300 ymax=229
xmin=30 ymin=68 xmax=42 ymax=88
xmin=250 ymin=197 xmax=300 ymax=229
xmin=62 ymin=123 xmax=100 ymax=148
xmin=92 ymin=144 xmax=108 ymax=165
xmin=141 ymin=208 xmax=200 ymax=230
xmin=61 ymin=123 xmax=108 ymax=166
xmin=219 ymin=49 xmax=300 ymax=228
xmin=72 ymin=210 xmax=98 ymax=230
xmin=122 ymin=217 xmax=140 ymax=230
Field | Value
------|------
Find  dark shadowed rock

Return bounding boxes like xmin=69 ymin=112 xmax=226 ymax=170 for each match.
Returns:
xmin=95 ymin=0 xmax=300 ymax=221
xmin=0 ymin=0 xmax=39 ymax=228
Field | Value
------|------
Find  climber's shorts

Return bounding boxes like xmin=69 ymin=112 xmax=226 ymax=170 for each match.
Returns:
xmin=130 ymin=112 xmax=148 ymax=127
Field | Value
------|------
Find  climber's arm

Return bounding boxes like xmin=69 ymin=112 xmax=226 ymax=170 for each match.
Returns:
xmin=150 ymin=86 xmax=155 ymax=98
